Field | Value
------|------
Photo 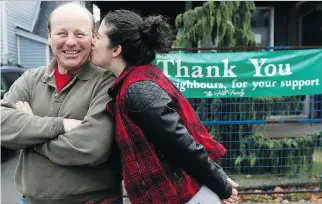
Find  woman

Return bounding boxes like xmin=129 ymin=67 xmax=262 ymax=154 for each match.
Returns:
xmin=91 ymin=9 xmax=238 ymax=204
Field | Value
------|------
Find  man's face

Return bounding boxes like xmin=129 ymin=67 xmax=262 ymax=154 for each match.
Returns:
xmin=48 ymin=8 xmax=93 ymax=72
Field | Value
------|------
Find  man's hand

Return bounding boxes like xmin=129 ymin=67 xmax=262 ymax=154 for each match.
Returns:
xmin=222 ymin=178 xmax=239 ymax=204
xmin=15 ymin=101 xmax=34 ymax=116
xmin=63 ymin=118 xmax=82 ymax=132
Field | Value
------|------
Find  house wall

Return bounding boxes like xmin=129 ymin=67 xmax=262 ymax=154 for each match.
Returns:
xmin=0 ymin=2 xmax=8 ymax=64
xmin=18 ymin=36 xmax=47 ymax=69
xmin=6 ymin=1 xmax=39 ymax=64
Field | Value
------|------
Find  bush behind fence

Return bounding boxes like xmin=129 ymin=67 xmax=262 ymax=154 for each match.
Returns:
xmin=189 ymin=95 xmax=322 ymax=180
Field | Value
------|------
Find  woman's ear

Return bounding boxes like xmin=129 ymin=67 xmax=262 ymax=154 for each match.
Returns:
xmin=112 ymin=45 xmax=122 ymax=58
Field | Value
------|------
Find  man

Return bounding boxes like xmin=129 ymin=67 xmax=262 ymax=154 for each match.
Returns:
xmin=1 ymin=3 xmax=122 ymax=204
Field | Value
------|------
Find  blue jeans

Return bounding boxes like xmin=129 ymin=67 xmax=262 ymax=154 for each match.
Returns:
xmin=20 ymin=197 xmax=27 ymax=204
xmin=186 ymin=186 xmax=221 ymax=204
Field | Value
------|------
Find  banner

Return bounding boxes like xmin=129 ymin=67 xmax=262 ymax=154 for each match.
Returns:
xmin=153 ymin=49 xmax=322 ymax=98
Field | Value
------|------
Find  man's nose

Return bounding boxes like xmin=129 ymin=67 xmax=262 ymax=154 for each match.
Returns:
xmin=65 ymin=36 xmax=77 ymax=46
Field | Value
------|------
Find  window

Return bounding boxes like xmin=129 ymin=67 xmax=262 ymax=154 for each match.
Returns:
xmin=251 ymin=7 xmax=274 ymax=46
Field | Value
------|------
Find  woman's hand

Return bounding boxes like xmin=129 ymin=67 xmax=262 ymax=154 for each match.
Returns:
xmin=222 ymin=178 xmax=239 ymax=204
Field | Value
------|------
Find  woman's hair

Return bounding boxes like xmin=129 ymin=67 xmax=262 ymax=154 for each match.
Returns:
xmin=102 ymin=9 xmax=173 ymax=65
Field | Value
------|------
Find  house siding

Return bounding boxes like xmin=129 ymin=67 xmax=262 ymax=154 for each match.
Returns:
xmin=6 ymin=1 xmax=38 ymax=64
xmin=19 ymin=36 xmax=46 ymax=69
xmin=0 ymin=2 xmax=4 ymax=63
xmin=0 ymin=2 xmax=7 ymax=64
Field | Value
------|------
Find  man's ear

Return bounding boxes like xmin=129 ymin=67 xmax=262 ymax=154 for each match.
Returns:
xmin=48 ymin=32 xmax=51 ymax=45
xmin=112 ymin=45 xmax=122 ymax=58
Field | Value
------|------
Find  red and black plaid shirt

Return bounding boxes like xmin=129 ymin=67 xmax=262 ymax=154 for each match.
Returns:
xmin=107 ymin=65 xmax=227 ymax=204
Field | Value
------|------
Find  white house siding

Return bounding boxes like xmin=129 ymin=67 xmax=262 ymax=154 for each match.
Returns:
xmin=18 ymin=36 xmax=46 ymax=69
xmin=6 ymin=1 xmax=38 ymax=64
xmin=0 ymin=2 xmax=7 ymax=64
xmin=0 ymin=2 xmax=3 ymax=63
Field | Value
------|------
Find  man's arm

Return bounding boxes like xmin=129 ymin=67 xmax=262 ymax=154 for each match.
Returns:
xmin=125 ymin=81 xmax=233 ymax=200
xmin=34 ymin=72 xmax=116 ymax=167
xmin=1 ymin=70 xmax=65 ymax=150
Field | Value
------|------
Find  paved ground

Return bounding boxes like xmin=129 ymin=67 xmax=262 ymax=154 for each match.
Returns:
xmin=253 ymin=117 xmax=322 ymax=138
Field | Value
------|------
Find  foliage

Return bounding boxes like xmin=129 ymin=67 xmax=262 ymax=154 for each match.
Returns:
xmin=174 ymin=1 xmax=256 ymax=47
xmin=234 ymin=132 xmax=322 ymax=175
xmin=192 ymin=96 xmax=305 ymax=170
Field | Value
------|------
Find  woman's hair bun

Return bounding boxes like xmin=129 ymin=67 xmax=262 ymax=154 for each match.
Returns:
xmin=140 ymin=15 xmax=173 ymax=51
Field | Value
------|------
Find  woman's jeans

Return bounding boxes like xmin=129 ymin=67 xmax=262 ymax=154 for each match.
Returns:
xmin=186 ymin=186 xmax=222 ymax=204
xmin=20 ymin=197 xmax=27 ymax=204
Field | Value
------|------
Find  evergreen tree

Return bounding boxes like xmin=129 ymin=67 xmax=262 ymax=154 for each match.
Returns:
xmin=174 ymin=1 xmax=256 ymax=48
